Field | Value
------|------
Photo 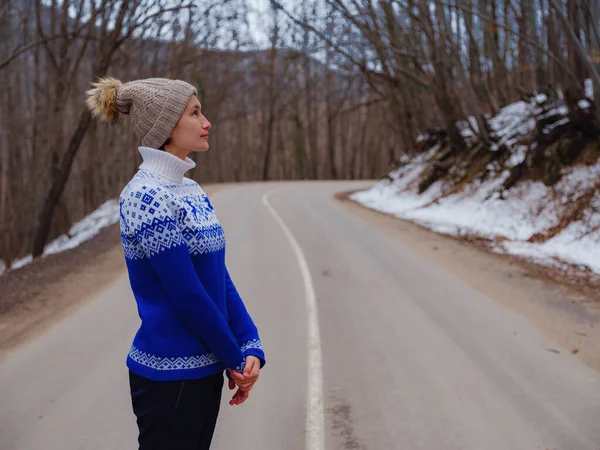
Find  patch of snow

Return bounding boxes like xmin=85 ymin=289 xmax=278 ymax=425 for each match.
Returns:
xmin=543 ymin=118 xmax=569 ymax=133
xmin=585 ymin=79 xmax=594 ymax=99
xmin=460 ymin=127 xmax=475 ymax=139
xmin=535 ymin=94 xmax=547 ymax=103
xmin=488 ymin=101 xmax=537 ymax=144
xmin=353 ymin=174 xmax=556 ymax=242
xmin=44 ymin=200 xmax=120 ymax=255
xmin=503 ymin=222 xmax=600 ymax=273
xmin=0 ymin=199 xmax=120 ymax=276
xmin=352 ymin=152 xmax=600 ymax=274
xmin=539 ymin=106 xmax=569 ymax=121
xmin=506 ymin=146 xmax=528 ymax=167
xmin=467 ymin=116 xmax=479 ymax=133
xmin=578 ymin=99 xmax=591 ymax=109
xmin=538 ymin=222 xmax=600 ymax=272
xmin=352 ymin=93 xmax=600 ymax=275
xmin=397 ymin=154 xmax=410 ymax=165
xmin=10 ymin=255 xmax=34 ymax=271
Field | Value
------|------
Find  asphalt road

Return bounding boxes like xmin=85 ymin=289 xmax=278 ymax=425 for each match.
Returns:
xmin=1 ymin=181 xmax=600 ymax=450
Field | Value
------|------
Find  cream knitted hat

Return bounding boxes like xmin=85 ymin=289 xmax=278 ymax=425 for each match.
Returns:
xmin=85 ymin=77 xmax=198 ymax=149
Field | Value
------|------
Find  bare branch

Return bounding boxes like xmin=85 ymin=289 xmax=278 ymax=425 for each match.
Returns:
xmin=272 ymin=0 xmax=430 ymax=88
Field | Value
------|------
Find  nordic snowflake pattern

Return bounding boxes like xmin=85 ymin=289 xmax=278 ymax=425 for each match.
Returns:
xmin=128 ymin=345 xmax=220 ymax=370
xmin=119 ymin=153 xmax=265 ymax=381
xmin=128 ymin=338 xmax=263 ymax=371
xmin=120 ymin=178 xmax=226 ymax=260
xmin=241 ymin=338 xmax=263 ymax=353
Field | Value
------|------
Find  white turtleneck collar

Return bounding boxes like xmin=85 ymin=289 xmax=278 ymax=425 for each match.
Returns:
xmin=138 ymin=146 xmax=196 ymax=184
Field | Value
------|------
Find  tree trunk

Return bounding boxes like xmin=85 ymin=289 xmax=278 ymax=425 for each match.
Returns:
xmin=550 ymin=0 xmax=600 ymax=94
xmin=32 ymin=37 xmax=118 ymax=257
xmin=32 ymin=110 xmax=92 ymax=256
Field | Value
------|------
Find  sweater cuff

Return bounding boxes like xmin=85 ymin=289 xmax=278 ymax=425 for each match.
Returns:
xmin=241 ymin=339 xmax=266 ymax=368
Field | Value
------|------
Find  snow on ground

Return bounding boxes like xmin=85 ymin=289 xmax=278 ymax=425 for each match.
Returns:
xmin=352 ymin=162 xmax=600 ymax=273
xmin=506 ymin=145 xmax=528 ymax=167
xmin=579 ymin=99 xmax=591 ymax=109
xmin=0 ymin=200 xmax=120 ymax=275
xmin=1 ymin=81 xmax=596 ymax=278
xmin=352 ymin=90 xmax=600 ymax=274
xmin=585 ymin=79 xmax=594 ymax=99
xmin=458 ymin=99 xmax=539 ymax=147
xmin=488 ymin=100 xmax=536 ymax=137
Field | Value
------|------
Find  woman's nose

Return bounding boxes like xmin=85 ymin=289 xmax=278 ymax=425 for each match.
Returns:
xmin=202 ymin=116 xmax=211 ymax=130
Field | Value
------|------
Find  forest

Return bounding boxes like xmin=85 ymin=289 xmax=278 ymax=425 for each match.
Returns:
xmin=0 ymin=0 xmax=598 ymax=270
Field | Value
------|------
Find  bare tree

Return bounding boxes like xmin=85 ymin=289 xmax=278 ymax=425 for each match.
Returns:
xmin=31 ymin=0 xmax=193 ymax=258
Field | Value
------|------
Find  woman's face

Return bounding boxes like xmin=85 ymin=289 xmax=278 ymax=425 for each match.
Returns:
xmin=169 ymin=94 xmax=211 ymax=154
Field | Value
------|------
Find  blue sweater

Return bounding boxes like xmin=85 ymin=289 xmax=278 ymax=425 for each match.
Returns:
xmin=119 ymin=146 xmax=265 ymax=381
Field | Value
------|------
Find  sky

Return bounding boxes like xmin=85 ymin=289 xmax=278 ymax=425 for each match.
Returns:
xmin=246 ymin=0 xmax=271 ymax=48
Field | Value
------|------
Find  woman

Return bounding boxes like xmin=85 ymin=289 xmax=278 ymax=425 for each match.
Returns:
xmin=85 ymin=77 xmax=266 ymax=450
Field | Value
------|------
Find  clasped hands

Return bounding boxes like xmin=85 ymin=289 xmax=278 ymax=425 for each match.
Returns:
xmin=227 ymin=355 xmax=261 ymax=406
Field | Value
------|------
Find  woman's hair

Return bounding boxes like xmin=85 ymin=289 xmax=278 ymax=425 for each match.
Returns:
xmin=158 ymin=138 xmax=171 ymax=151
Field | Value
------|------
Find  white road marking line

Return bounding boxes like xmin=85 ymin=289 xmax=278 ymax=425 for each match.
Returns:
xmin=262 ymin=189 xmax=325 ymax=450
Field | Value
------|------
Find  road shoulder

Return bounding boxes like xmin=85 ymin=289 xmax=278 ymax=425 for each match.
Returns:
xmin=336 ymin=189 xmax=600 ymax=373
xmin=0 ymin=184 xmax=230 ymax=359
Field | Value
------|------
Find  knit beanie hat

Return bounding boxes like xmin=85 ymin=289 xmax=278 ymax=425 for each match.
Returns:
xmin=85 ymin=77 xmax=198 ymax=149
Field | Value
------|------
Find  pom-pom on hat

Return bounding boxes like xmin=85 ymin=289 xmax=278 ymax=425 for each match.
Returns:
xmin=85 ymin=77 xmax=198 ymax=149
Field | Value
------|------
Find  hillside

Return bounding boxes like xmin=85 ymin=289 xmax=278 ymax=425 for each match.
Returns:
xmin=352 ymin=82 xmax=600 ymax=276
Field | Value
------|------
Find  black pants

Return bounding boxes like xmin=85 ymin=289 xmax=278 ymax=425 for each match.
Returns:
xmin=129 ymin=370 xmax=224 ymax=450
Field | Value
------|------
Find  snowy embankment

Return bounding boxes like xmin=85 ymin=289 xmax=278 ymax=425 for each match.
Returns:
xmin=352 ymin=89 xmax=600 ymax=274
xmin=0 ymin=200 xmax=120 ymax=275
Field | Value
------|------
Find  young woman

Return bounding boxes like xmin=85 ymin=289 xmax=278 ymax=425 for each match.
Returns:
xmin=85 ymin=77 xmax=266 ymax=450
